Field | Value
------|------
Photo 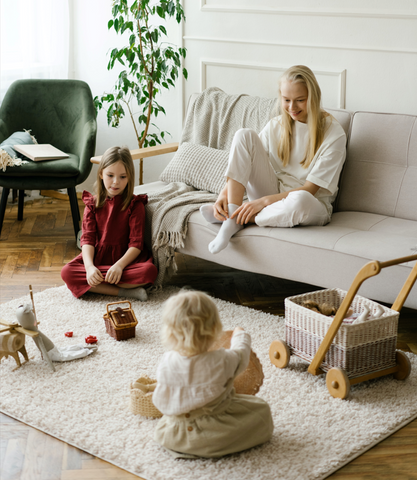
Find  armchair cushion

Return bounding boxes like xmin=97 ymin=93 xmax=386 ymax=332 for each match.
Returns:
xmin=0 ymin=153 xmax=80 ymax=177
xmin=159 ymin=142 xmax=228 ymax=194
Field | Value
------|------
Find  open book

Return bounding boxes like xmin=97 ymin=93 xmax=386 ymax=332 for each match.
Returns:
xmin=13 ymin=144 xmax=69 ymax=162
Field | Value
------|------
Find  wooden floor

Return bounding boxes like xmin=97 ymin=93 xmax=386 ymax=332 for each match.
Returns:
xmin=0 ymin=192 xmax=416 ymax=480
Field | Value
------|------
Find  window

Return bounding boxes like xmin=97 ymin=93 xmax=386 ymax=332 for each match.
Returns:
xmin=0 ymin=0 xmax=69 ymax=101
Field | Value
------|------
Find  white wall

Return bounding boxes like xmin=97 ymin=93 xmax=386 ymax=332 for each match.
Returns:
xmin=70 ymin=0 xmax=183 ymax=192
xmin=71 ymin=0 xmax=417 ymax=190
xmin=183 ymin=0 xmax=417 ymax=114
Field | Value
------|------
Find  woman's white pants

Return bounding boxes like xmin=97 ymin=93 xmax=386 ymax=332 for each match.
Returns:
xmin=224 ymin=128 xmax=330 ymax=228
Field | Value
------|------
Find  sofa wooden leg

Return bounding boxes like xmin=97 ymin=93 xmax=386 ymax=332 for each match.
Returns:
xmin=0 ymin=188 xmax=10 ymax=236
xmin=18 ymin=190 xmax=24 ymax=221
xmin=68 ymin=187 xmax=80 ymax=239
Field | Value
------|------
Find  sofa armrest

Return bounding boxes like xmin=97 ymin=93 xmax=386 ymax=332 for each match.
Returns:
xmin=90 ymin=142 xmax=179 ymax=164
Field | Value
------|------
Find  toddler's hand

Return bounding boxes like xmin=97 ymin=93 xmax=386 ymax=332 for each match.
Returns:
xmin=86 ymin=266 xmax=104 ymax=286
xmin=105 ymin=264 xmax=123 ymax=284
xmin=233 ymin=326 xmax=245 ymax=335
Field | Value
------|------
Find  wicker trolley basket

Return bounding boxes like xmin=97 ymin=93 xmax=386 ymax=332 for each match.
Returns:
xmin=269 ymin=254 xmax=417 ymax=399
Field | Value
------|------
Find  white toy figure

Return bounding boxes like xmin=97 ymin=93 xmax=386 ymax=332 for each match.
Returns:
xmin=15 ymin=304 xmax=97 ymax=371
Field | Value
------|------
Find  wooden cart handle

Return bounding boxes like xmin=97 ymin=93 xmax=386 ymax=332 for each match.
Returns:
xmin=106 ymin=300 xmax=132 ymax=316
xmin=308 ymin=253 xmax=417 ymax=376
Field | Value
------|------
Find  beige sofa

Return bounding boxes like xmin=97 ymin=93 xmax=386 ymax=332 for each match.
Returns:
xmin=133 ymin=91 xmax=417 ymax=310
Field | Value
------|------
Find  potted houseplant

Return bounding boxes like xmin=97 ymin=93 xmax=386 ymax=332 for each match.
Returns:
xmin=94 ymin=0 xmax=187 ymax=184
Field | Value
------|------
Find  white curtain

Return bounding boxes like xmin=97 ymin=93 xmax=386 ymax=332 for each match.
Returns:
xmin=0 ymin=0 xmax=70 ymax=101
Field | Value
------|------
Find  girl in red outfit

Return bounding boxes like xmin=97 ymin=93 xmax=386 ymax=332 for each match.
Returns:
xmin=61 ymin=146 xmax=158 ymax=301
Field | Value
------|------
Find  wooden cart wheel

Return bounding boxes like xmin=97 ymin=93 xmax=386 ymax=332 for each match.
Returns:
xmin=326 ymin=368 xmax=351 ymax=399
xmin=394 ymin=350 xmax=411 ymax=381
xmin=269 ymin=340 xmax=290 ymax=368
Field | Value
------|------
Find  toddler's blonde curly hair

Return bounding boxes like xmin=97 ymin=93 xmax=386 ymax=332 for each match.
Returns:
xmin=161 ymin=290 xmax=223 ymax=357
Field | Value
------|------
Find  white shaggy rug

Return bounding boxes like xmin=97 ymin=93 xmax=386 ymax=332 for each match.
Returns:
xmin=1 ymin=286 xmax=416 ymax=480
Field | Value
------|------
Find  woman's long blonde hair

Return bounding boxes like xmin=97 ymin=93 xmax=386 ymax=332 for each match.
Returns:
xmin=277 ymin=65 xmax=329 ymax=168
xmin=94 ymin=146 xmax=135 ymax=210
xmin=161 ymin=290 xmax=223 ymax=357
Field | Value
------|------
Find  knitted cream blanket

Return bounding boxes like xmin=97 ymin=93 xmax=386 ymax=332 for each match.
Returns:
xmin=181 ymin=87 xmax=277 ymax=150
xmin=146 ymin=183 xmax=217 ymax=287
xmin=146 ymin=88 xmax=276 ymax=286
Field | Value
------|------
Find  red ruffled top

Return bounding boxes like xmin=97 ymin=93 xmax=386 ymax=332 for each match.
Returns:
xmin=80 ymin=191 xmax=149 ymax=266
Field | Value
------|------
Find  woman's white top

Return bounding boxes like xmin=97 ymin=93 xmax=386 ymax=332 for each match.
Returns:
xmin=259 ymin=115 xmax=347 ymax=214
xmin=153 ymin=331 xmax=251 ymax=416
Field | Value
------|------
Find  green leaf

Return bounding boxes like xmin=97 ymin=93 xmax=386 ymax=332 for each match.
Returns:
xmin=114 ymin=18 xmax=119 ymax=32
xmin=151 ymin=29 xmax=158 ymax=43
xmin=159 ymin=25 xmax=167 ymax=35
xmin=108 ymin=19 xmax=114 ymax=30
xmin=156 ymin=6 xmax=164 ymax=18
xmin=182 ymin=67 xmax=188 ymax=80
xmin=129 ymin=34 xmax=136 ymax=47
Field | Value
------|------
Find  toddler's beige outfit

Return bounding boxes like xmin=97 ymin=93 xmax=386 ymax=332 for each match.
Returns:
xmin=152 ymin=331 xmax=273 ymax=458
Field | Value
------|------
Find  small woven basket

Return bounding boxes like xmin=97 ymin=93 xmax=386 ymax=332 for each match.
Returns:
xmin=103 ymin=301 xmax=138 ymax=341
xmin=130 ymin=376 xmax=162 ymax=418
xmin=209 ymin=330 xmax=264 ymax=395
xmin=285 ymin=288 xmax=399 ymax=377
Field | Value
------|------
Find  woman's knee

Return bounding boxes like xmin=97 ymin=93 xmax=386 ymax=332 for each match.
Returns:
xmin=286 ymin=190 xmax=315 ymax=210
xmin=232 ymin=128 xmax=259 ymax=147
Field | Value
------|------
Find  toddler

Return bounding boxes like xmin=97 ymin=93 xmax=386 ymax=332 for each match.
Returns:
xmin=153 ymin=290 xmax=274 ymax=458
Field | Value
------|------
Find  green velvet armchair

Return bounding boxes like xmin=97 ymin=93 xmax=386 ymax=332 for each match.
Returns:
xmin=0 ymin=79 xmax=97 ymax=238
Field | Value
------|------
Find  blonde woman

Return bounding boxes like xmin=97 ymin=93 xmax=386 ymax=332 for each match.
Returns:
xmin=201 ymin=65 xmax=347 ymax=254
xmin=153 ymin=290 xmax=273 ymax=458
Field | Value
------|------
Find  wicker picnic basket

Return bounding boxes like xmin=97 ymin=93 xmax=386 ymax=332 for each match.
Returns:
xmin=285 ymin=288 xmax=399 ymax=378
xmin=209 ymin=330 xmax=264 ymax=395
xmin=130 ymin=376 xmax=162 ymax=418
xmin=103 ymin=301 xmax=138 ymax=341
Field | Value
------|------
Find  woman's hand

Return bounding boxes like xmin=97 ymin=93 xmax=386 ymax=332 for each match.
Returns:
xmin=105 ymin=264 xmax=124 ymax=284
xmin=213 ymin=189 xmax=229 ymax=221
xmin=86 ymin=266 xmax=104 ymax=287
xmin=231 ymin=198 xmax=266 ymax=225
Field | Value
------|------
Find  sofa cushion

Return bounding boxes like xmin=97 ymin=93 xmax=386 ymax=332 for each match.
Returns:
xmin=336 ymin=112 xmax=417 ymax=221
xmin=325 ymin=108 xmax=351 ymax=136
xmin=159 ymin=142 xmax=228 ymax=194
xmin=185 ymin=209 xmax=416 ymax=308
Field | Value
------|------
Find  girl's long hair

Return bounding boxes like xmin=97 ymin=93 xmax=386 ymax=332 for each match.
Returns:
xmin=94 ymin=146 xmax=134 ymax=210
xmin=277 ymin=65 xmax=329 ymax=168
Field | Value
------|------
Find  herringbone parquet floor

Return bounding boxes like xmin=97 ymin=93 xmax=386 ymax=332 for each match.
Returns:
xmin=0 ymin=192 xmax=416 ymax=480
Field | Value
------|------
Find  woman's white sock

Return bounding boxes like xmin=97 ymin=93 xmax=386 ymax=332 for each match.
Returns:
xmin=200 ymin=204 xmax=221 ymax=223
xmin=208 ymin=204 xmax=243 ymax=254
xmin=118 ymin=287 xmax=148 ymax=302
